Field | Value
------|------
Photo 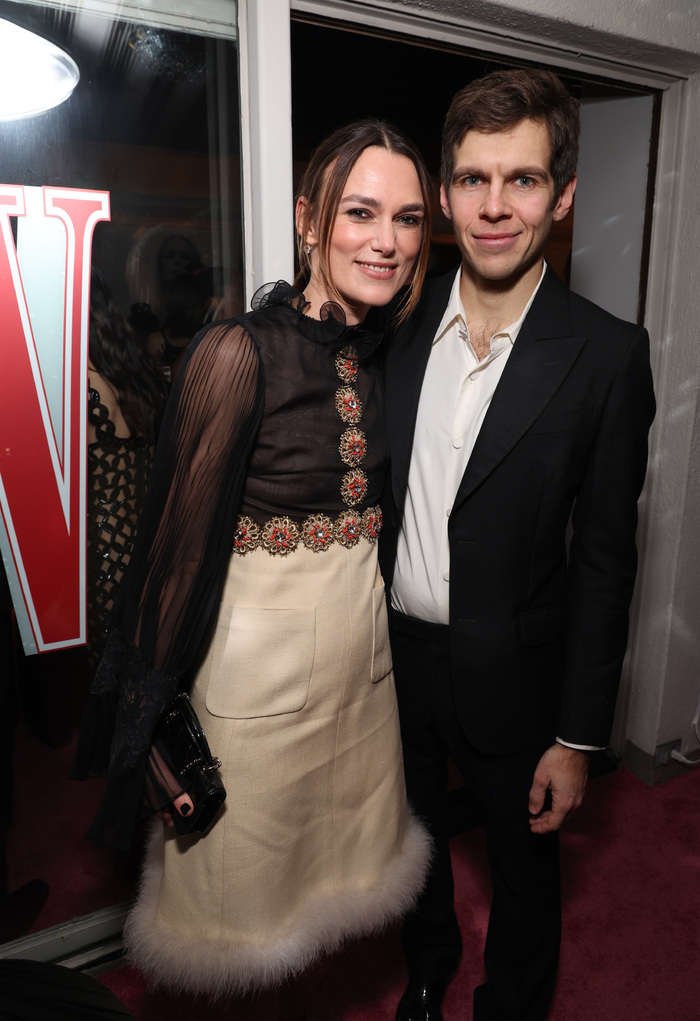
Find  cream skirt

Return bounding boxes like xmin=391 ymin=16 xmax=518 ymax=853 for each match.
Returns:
xmin=124 ymin=538 xmax=430 ymax=997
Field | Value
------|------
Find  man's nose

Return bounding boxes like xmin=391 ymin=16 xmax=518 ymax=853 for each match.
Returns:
xmin=481 ymin=182 xmax=510 ymax=219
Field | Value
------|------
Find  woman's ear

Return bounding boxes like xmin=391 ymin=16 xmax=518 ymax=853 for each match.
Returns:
xmin=295 ymin=196 xmax=317 ymax=247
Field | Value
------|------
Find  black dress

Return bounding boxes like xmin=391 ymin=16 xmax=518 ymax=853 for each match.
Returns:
xmin=85 ymin=387 xmax=153 ymax=666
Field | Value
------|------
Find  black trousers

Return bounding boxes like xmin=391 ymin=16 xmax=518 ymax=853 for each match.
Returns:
xmin=390 ymin=611 xmax=561 ymax=1021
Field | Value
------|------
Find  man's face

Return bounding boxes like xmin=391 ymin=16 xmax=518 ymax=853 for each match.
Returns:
xmin=440 ymin=118 xmax=575 ymax=288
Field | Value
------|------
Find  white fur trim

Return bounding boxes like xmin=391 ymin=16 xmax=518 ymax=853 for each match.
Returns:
xmin=124 ymin=815 xmax=430 ymax=997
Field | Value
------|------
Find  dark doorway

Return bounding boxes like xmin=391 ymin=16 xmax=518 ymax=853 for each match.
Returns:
xmin=290 ymin=16 xmax=657 ymax=291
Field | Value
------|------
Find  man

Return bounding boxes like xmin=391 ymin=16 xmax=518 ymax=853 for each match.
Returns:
xmin=380 ymin=69 xmax=656 ymax=1021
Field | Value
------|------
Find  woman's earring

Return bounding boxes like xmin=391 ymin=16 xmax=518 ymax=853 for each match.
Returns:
xmin=305 ymin=244 xmax=312 ymax=256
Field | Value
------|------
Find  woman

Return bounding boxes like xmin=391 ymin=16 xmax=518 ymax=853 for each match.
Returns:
xmin=86 ymin=269 xmax=168 ymax=666
xmin=74 ymin=119 xmax=433 ymax=1017
xmin=126 ymin=226 xmax=201 ymax=329
xmin=146 ymin=266 xmax=216 ymax=382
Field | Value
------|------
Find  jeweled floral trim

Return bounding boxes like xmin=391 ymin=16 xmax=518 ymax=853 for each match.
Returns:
xmin=335 ymin=387 xmax=362 ymax=424
xmin=302 ymin=514 xmax=334 ymax=552
xmin=232 ymin=507 xmax=382 ymax=555
xmin=335 ymin=344 xmax=358 ymax=383
xmin=339 ymin=428 xmax=367 ymax=467
xmin=340 ymin=469 xmax=369 ymax=507
xmin=261 ymin=516 xmax=300 ymax=556
xmin=361 ymin=506 xmax=382 ymax=544
xmin=334 ymin=510 xmax=362 ymax=548
xmin=232 ymin=516 xmax=260 ymax=554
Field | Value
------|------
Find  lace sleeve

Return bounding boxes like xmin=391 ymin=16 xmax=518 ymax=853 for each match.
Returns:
xmin=73 ymin=321 xmax=264 ymax=849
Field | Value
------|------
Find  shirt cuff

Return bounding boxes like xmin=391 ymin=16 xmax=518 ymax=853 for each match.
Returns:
xmin=555 ymin=737 xmax=604 ymax=752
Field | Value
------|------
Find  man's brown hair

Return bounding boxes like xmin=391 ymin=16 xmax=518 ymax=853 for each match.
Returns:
xmin=442 ymin=68 xmax=580 ymax=197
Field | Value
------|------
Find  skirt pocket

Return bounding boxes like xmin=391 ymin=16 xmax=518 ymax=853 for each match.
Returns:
xmin=370 ymin=584 xmax=393 ymax=683
xmin=205 ymin=605 xmax=316 ymax=718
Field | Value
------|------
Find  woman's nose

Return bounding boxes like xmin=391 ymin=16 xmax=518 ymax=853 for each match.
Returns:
xmin=371 ymin=218 xmax=397 ymax=253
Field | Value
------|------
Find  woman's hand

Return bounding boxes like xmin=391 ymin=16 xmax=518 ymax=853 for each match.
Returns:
xmin=156 ymin=791 xmax=195 ymax=827
xmin=147 ymin=745 xmax=195 ymax=825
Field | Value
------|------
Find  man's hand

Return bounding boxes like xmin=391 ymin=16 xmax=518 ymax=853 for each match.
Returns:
xmin=528 ymin=744 xmax=588 ymax=834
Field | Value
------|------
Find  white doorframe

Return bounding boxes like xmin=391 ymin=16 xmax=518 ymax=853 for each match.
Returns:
xmin=238 ymin=0 xmax=295 ymax=305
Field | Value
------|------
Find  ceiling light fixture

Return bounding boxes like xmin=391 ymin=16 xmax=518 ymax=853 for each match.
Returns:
xmin=0 ymin=19 xmax=79 ymax=121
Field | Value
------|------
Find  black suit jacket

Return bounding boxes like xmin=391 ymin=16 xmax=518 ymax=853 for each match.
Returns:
xmin=381 ymin=267 xmax=656 ymax=756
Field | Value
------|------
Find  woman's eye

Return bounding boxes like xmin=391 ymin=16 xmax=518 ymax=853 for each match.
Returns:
xmin=347 ymin=208 xmax=370 ymax=220
xmin=397 ymin=214 xmax=422 ymax=228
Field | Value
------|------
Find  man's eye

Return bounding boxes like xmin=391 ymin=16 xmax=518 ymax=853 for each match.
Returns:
xmin=462 ymin=176 xmax=481 ymax=187
xmin=516 ymin=176 xmax=535 ymax=187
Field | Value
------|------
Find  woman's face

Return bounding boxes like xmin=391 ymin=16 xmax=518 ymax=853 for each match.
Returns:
xmin=158 ymin=236 xmax=197 ymax=284
xmin=302 ymin=146 xmax=425 ymax=324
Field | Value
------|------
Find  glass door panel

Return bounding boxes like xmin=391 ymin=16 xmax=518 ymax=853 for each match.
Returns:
xmin=0 ymin=0 xmax=242 ymax=944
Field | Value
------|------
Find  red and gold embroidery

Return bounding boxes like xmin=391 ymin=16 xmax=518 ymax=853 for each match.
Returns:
xmin=232 ymin=339 xmax=378 ymax=557
xmin=334 ymin=510 xmax=362 ymax=548
xmin=232 ymin=507 xmax=382 ymax=555
xmin=339 ymin=428 xmax=367 ymax=467
xmin=362 ymin=506 xmax=382 ymax=544
xmin=335 ymin=344 xmax=358 ymax=383
xmin=261 ymin=516 xmax=300 ymax=556
xmin=335 ymin=387 xmax=362 ymax=424
xmin=340 ymin=469 xmax=368 ymax=507
xmin=232 ymin=516 xmax=260 ymax=555
xmin=302 ymin=514 xmax=334 ymax=553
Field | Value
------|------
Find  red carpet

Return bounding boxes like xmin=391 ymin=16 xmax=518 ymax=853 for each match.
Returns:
xmin=6 ymin=721 xmax=136 ymax=932
xmin=96 ymin=766 xmax=700 ymax=1020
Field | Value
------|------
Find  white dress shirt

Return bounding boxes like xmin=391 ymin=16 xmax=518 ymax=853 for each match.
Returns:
xmin=392 ymin=263 xmax=544 ymax=623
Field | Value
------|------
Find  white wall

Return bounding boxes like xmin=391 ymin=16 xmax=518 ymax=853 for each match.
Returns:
xmin=336 ymin=0 xmax=700 ymax=774
xmin=625 ymin=68 xmax=700 ymax=770
xmin=570 ymin=94 xmax=654 ymax=324
xmin=392 ymin=0 xmax=700 ymax=74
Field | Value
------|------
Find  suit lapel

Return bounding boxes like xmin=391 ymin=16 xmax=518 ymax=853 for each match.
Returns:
xmin=385 ymin=271 xmax=454 ymax=506
xmin=453 ymin=268 xmax=586 ymax=509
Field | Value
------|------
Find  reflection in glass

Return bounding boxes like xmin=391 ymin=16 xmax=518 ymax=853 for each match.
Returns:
xmin=0 ymin=0 xmax=241 ymax=944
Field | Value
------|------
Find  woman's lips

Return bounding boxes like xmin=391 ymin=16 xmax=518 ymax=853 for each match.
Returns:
xmin=356 ymin=261 xmax=398 ymax=279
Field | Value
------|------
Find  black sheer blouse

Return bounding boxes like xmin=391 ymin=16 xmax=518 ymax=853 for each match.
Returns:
xmin=73 ymin=282 xmax=388 ymax=849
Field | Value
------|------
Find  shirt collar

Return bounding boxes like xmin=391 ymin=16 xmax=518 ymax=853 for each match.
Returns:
xmin=433 ymin=267 xmax=466 ymax=345
xmin=433 ymin=261 xmax=548 ymax=347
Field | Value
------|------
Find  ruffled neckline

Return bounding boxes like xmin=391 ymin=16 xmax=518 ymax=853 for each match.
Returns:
xmin=251 ymin=280 xmax=380 ymax=359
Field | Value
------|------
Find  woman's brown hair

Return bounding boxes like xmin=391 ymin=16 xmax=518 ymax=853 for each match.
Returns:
xmin=294 ymin=118 xmax=433 ymax=324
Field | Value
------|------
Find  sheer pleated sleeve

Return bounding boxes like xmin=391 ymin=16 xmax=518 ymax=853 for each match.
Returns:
xmin=73 ymin=320 xmax=264 ymax=849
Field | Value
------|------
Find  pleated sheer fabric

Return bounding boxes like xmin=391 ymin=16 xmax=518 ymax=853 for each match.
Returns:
xmin=74 ymin=313 xmax=263 ymax=848
xmin=73 ymin=282 xmax=385 ymax=850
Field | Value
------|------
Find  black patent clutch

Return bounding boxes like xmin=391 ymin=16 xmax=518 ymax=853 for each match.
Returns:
xmin=153 ymin=692 xmax=226 ymax=835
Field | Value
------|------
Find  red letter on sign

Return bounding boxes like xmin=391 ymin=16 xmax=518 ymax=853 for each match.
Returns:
xmin=0 ymin=184 xmax=110 ymax=653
